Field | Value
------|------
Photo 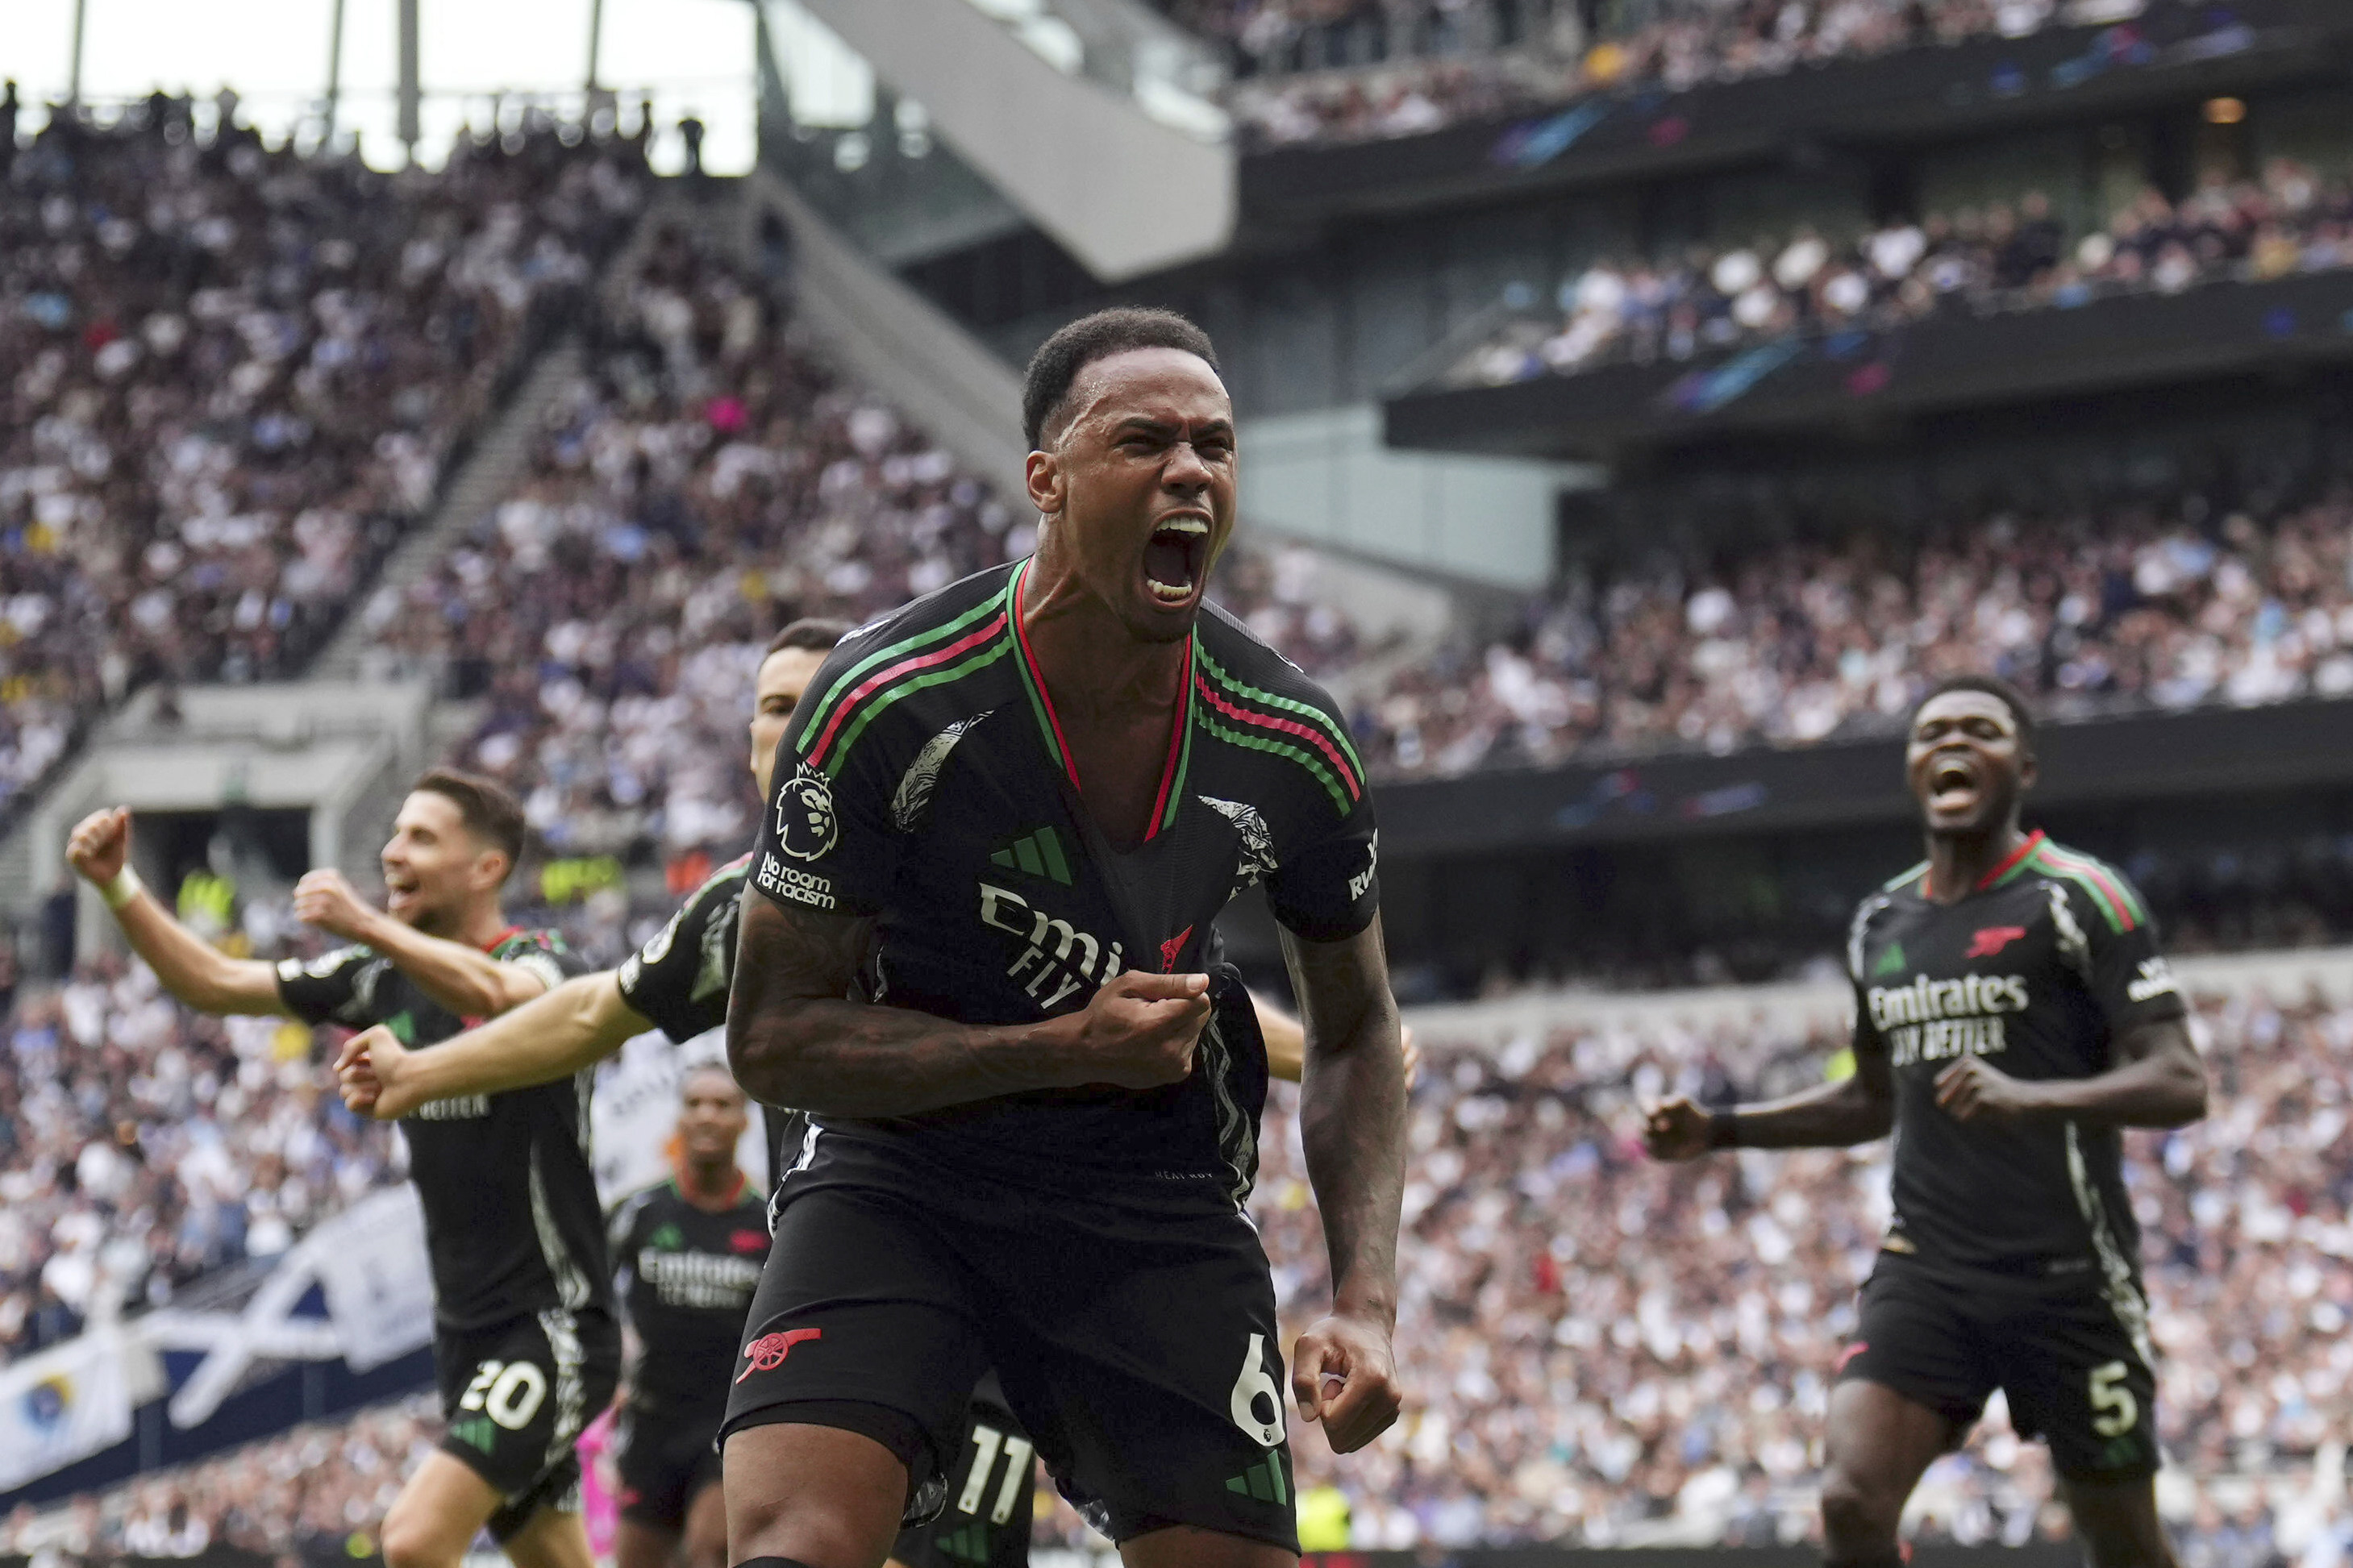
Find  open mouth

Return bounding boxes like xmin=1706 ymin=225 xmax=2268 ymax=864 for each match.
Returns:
xmin=1927 ymin=754 xmax=1980 ymax=813
xmin=383 ymin=870 xmax=420 ymax=910
xmin=1143 ymin=515 xmax=1210 ymax=606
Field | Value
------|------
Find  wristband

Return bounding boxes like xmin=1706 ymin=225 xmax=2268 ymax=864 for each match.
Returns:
xmin=1708 ymin=1108 xmax=1739 ymax=1150
xmin=101 ymin=867 xmax=144 ymax=911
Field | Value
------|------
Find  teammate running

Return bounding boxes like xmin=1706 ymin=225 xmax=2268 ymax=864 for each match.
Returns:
xmin=1643 ymin=674 xmax=2207 ymax=1568
xmin=65 ymin=771 xmax=613 ymax=1568
xmin=606 ymin=1066 xmax=768 ymax=1568
xmin=723 ymin=306 xmax=1406 ymax=1568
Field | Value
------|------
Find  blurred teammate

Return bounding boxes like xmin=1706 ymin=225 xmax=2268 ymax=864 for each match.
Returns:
xmin=606 ymin=1066 xmax=766 ymax=1568
xmin=723 ymin=307 xmax=1405 ymax=1568
xmin=1645 ymin=674 xmax=2206 ymax=1568
xmin=67 ymin=771 xmax=611 ymax=1568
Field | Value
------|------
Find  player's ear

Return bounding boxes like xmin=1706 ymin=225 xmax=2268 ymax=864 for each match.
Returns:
xmin=1025 ymin=447 xmax=1063 ymax=518
xmin=2017 ymin=747 xmax=2039 ymax=792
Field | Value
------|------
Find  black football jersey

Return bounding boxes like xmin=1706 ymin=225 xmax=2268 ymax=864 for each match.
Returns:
xmin=614 ymin=851 xmax=805 ymax=1196
xmin=1847 ymin=831 xmax=2188 ymax=1283
xmin=277 ymin=927 xmax=605 ymax=1332
xmin=747 ymin=559 xmax=1381 ymax=1200
xmin=607 ymin=1175 xmax=769 ymax=1415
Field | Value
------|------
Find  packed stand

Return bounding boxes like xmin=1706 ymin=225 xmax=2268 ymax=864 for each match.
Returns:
xmin=1179 ymin=0 xmax=2098 ymax=149
xmin=0 ymin=1394 xmax=437 ymax=1564
xmin=1363 ymin=474 xmax=2353 ymax=778
xmin=0 ymin=96 xmax=646 ymax=832
xmin=355 ymin=229 xmax=1370 ymax=955
xmin=1454 ymin=162 xmax=2353 ymax=389
xmin=0 ymin=948 xmax=402 ymax=1363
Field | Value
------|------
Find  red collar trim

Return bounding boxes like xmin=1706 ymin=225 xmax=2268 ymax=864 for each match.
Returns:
xmin=1012 ymin=568 xmax=1193 ymax=842
xmin=1922 ymin=830 xmax=2044 ymax=900
xmin=479 ymin=925 xmax=524 ymax=954
xmin=673 ymin=1161 xmax=750 ymax=1211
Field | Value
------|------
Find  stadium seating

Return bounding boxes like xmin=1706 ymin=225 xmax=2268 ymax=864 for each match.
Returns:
xmin=1439 ymin=164 xmax=2349 ymax=389
xmin=0 ymin=106 xmax=646 ymax=834
xmin=1153 ymin=0 xmax=2061 ymax=149
xmin=12 ymin=972 xmax=2350 ymax=1556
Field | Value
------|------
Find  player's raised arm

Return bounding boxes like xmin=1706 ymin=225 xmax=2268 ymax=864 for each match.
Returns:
xmin=727 ymin=892 xmax=1214 ymax=1115
xmin=1281 ymin=918 xmax=1408 ymax=1454
xmin=294 ymin=866 xmax=551 ymax=1019
xmin=1646 ymin=1002 xmax=1895 ymax=1158
xmin=339 ymin=971 xmax=647 ymax=1120
xmin=67 ymin=807 xmax=287 ymax=1016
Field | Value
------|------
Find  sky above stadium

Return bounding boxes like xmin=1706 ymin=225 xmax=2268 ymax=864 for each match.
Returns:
xmin=2 ymin=0 xmax=877 ymax=174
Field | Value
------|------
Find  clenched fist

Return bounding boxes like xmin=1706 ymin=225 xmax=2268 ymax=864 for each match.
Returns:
xmin=1055 ymin=971 xmax=1214 ymax=1090
xmin=294 ymin=868 xmax=381 ymax=943
xmin=334 ymin=1025 xmax=418 ymax=1120
xmin=1642 ymin=1095 xmax=1716 ymax=1162
xmin=66 ymin=807 xmax=133 ymax=887
xmin=1293 ymin=1308 xmax=1404 ymax=1454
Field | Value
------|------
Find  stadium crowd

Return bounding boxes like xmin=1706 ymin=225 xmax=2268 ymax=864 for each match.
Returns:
xmin=0 ymin=950 xmax=400 ymax=1361
xmin=0 ymin=98 xmax=646 ymax=833
xmin=1456 ymin=162 xmax=2353 ymax=389
xmin=1181 ymin=0 xmax=2097 ymax=148
xmin=1362 ymin=473 xmax=2353 ymax=778
xmin=15 ymin=975 xmax=2353 ymax=1558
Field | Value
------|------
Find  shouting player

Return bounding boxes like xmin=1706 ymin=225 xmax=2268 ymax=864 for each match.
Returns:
xmin=335 ymin=618 xmax=1418 ymax=1568
xmin=1645 ymin=674 xmax=2206 ymax=1568
xmin=606 ymin=1066 xmax=768 ymax=1568
xmin=66 ymin=771 xmax=613 ymax=1568
xmin=723 ymin=306 xmax=1406 ymax=1568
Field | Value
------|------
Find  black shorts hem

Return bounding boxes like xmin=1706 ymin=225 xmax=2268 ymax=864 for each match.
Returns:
xmin=1831 ymin=1366 xmax=1985 ymax=1436
xmin=719 ymin=1397 xmax=934 ymax=1513
xmin=2052 ymin=1455 xmax=2163 ymax=1486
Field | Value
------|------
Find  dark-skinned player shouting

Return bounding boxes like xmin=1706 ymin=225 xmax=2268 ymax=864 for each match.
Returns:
xmin=723 ymin=308 xmax=1407 ymax=1568
xmin=1646 ymin=673 xmax=2206 ymax=1568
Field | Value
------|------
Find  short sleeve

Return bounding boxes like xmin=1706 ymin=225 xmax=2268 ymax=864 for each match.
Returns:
xmin=748 ymin=645 xmax=898 ymax=919
xmin=1265 ymin=792 xmax=1380 ymax=944
xmin=617 ymin=867 xmax=741 ymax=1042
xmin=2068 ymin=875 xmax=2187 ymax=1034
xmin=274 ymin=945 xmax=380 ymax=1027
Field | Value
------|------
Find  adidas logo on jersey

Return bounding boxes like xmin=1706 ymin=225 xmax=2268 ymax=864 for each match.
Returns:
xmin=989 ymin=826 xmax=1072 ymax=886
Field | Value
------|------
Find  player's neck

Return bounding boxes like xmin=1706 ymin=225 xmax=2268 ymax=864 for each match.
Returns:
xmin=1018 ymin=557 xmax=1190 ymax=722
xmin=675 ymin=1158 xmax=744 ymax=1210
xmin=1921 ymin=821 xmax=2030 ymax=904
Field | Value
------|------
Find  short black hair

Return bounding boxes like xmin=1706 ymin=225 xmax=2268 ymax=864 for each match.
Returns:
xmin=765 ymin=618 xmax=850 ymax=658
xmin=1021 ymin=307 xmax=1219 ymax=451
xmin=1914 ymin=673 xmax=2037 ymax=747
xmin=410 ymin=766 xmax=527 ymax=878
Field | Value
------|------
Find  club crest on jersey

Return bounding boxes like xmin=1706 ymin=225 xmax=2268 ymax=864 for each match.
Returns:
xmin=773 ymin=765 xmax=838 ymax=862
xmin=1965 ymin=925 xmax=2028 ymax=959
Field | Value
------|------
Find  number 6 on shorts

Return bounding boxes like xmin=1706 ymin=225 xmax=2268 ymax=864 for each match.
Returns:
xmin=1229 ymin=1333 xmax=1285 ymax=1447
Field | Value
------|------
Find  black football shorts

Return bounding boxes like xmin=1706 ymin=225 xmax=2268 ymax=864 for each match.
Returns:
xmin=612 ymin=1398 xmax=724 ymax=1535
xmin=720 ymin=1134 xmax=1298 ymax=1553
xmin=435 ymin=1307 xmax=623 ymax=1539
xmin=890 ymin=1373 xmax=1036 ymax=1568
xmin=1838 ymin=1254 xmax=2161 ymax=1481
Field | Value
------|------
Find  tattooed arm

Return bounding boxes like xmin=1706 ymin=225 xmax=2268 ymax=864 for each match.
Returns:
xmin=1282 ymin=914 xmax=1408 ymax=1455
xmin=725 ymin=893 xmax=1219 ymax=1116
